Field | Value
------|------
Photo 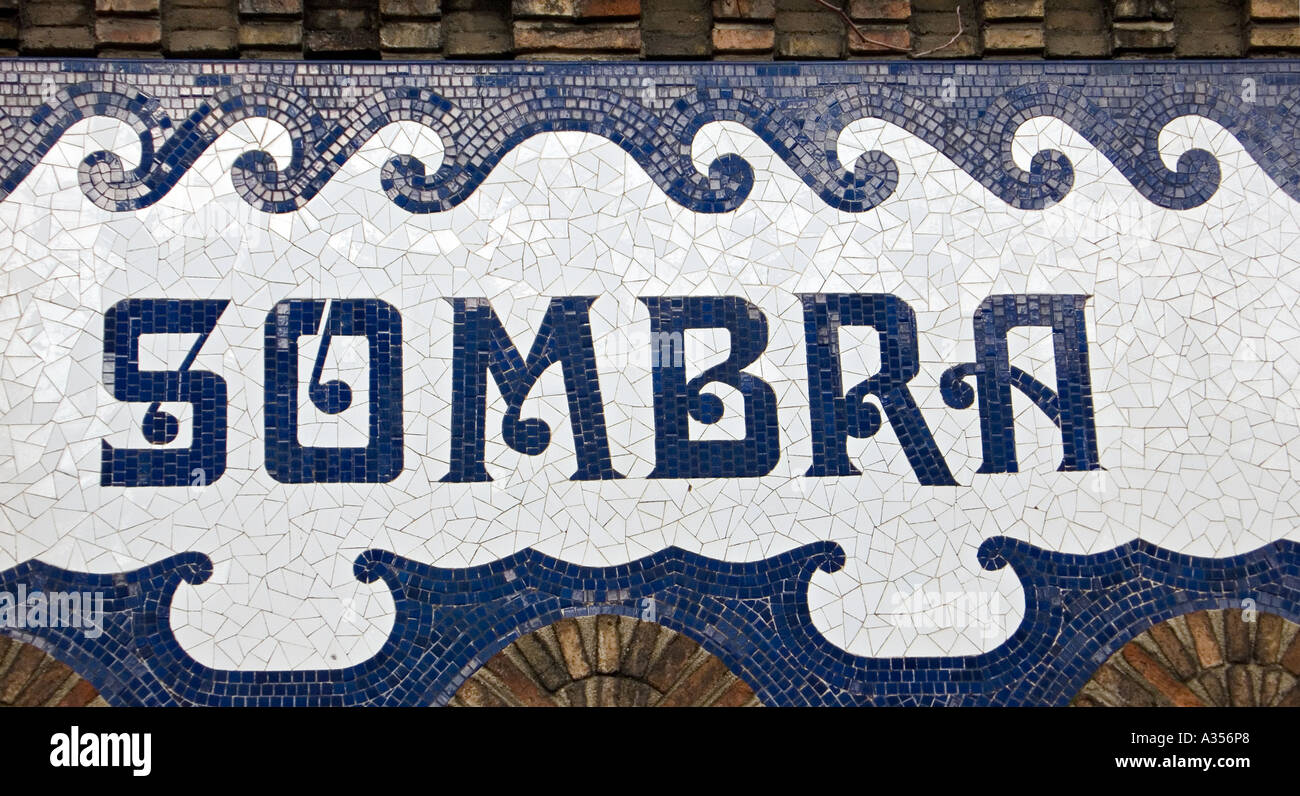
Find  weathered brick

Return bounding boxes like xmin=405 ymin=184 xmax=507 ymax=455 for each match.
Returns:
xmin=848 ymin=0 xmax=908 ymax=20
xmin=552 ymin=617 xmax=591 ymax=680
xmin=513 ymin=0 xmax=562 ymax=14
xmin=776 ymin=0 xmax=844 ymax=58
xmin=453 ymin=677 xmax=506 ymax=707
xmin=97 ymin=16 xmax=161 ymax=45
xmin=513 ymin=0 xmax=638 ymax=16
xmin=443 ymin=0 xmax=512 ymax=56
xmin=167 ymin=7 xmax=237 ymax=30
xmin=777 ymin=31 xmax=845 ymax=57
xmin=910 ymin=0 xmax=978 ymax=57
xmin=1045 ymin=0 xmax=1107 ymax=57
xmin=1113 ymin=670 xmax=1158 ymax=706
xmin=166 ymin=28 xmax=237 ymax=53
xmin=1114 ymin=0 xmax=1173 ymax=20
xmin=26 ymin=2 xmax=92 ymax=27
xmin=1046 ymin=31 xmax=1107 ymax=56
xmin=1113 ymin=21 xmax=1175 ymax=51
xmin=446 ymin=29 xmax=511 ymax=53
xmin=660 ymin=655 xmax=729 ymax=706
xmin=1280 ymin=627 xmax=1300 ymax=674
xmin=56 ymin=678 xmax=101 ymax=708
xmin=239 ymin=20 xmax=301 ymax=46
xmin=483 ymin=654 xmax=554 ymax=706
xmin=381 ymin=0 xmax=440 ymax=15
xmin=915 ymin=35 xmax=977 ymax=56
xmin=1254 ymin=612 xmax=1284 ymax=664
xmin=1260 ymin=668 xmax=1283 ymax=705
xmin=582 ymin=0 xmax=640 ymax=14
xmin=22 ymin=26 xmax=96 ymax=53
xmin=1223 ymin=608 xmax=1251 ymax=663
xmin=240 ymin=47 xmax=299 ymax=56
xmin=620 ymin=621 xmax=660 ymax=678
xmin=1185 ymin=610 xmax=1225 ymax=669
xmin=643 ymin=0 xmax=710 ymax=58
xmin=644 ymin=632 xmax=695 ymax=692
xmin=1081 ymin=660 xmax=1124 ymax=700
xmin=710 ymin=677 xmax=757 ymax=706
xmin=1175 ymin=0 xmax=1243 ymax=56
xmin=983 ymin=0 xmax=1042 ymax=19
xmin=1046 ymin=7 xmax=1101 ymax=30
xmin=595 ymin=614 xmax=620 ymax=674
xmin=381 ymin=20 xmax=440 ymax=49
xmin=1148 ymin=624 xmax=1197 ymax=679
xmin=712 ymin=22 xmax=773 ymax=50
xmin=778 ymin=9 xmax=842 ymax=32
xmin=97 ymin=0 xmax=160 ymax=12
xmin=1121 ymin=644 xmax=1204 ymax=706
xmin=304 ymin=7 xmax=372 ymax=29
xmin=0 ymin=644 xmax=44 ymax=703
xmin=1251 ymin=24 xmax=1300 ymax=49
xmin=308 ymin=31 xmax=378 ymax=55
xmin=304 ymin=1 xmax=378 ymax=56
xmin=239 ymin=0 xmax=301 ymax=14
xmin=1197 ymin=669 xmax=1227 ymax=705
xmin=98 ymin=46 xmax=161 ymax=55
xmin=644 ymin=31 xmax=710 ymax=56
xmin=512 ymin=632 xmax=569 ymax=691
xmin=1281 ymin=685 xmax=1300 ymax=707
xmin=1252 ymin=0 xmax=1299 ymax=20
xmin=381 ymin=48 xmax=438 ymax=57
xmin=514 ymin=20 xmax=639 ymax=51
xmin=847 ymin=24 xmax=908 ymax=53
xmin=1227 ymin=664 xmax=1254 ymax=706
xmin=984 ymin=23 xmax=1043 ymax=51
xmin=713 ymin=0 xmax=773 ymax=19
xmin=14 ymin=661 xmax=71 ymax=707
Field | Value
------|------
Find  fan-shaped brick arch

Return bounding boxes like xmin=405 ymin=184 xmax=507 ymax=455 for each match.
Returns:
xmin=0 ymin=635 xmax=106 ymax=707
xmin=1073 ymin=609 xmax=1300 ymax=707
xmin=450 ymin=615 xmax=761 ymax=707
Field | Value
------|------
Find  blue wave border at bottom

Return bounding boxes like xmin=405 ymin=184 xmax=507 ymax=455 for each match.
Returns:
xmin=0 ymin=537 xmax=1296 ymax=706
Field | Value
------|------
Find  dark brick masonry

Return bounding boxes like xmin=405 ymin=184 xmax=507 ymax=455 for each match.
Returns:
xmin=1073 ymin=610 xmax=1300 ymax=706
xmin=3 ymin=0 xmax=1298 ymax=59
xmin=450 ymin=616 xmax=762 ymax=706
xmin=0 ymin=636 xmax=108 ymax=707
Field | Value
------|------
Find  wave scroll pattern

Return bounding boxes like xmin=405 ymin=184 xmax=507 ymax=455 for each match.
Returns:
xmin=3 ymin=70 xmax=1300 ymax=214
xmin=1 ymin=538 xmax=1297 ymax=705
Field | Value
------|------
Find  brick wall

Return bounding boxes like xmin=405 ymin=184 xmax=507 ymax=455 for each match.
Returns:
xmin=4 ymin=0 xmax=1300 ymax=58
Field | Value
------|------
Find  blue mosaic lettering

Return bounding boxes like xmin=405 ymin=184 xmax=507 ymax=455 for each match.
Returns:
xmin=441 ymin=296 xmax=622 ymax=482
xmin=802 ymin=293 xmax=957 ymax=486
xmin=264 ymin=298 xmax=403 ymax=484
xmin=100 ymin=298 xmax=230 ymax=487
xmin=640 ymin=296 xmax=779 ymax=479
xmin=942 ymin=294 xmax=1101 ymax=473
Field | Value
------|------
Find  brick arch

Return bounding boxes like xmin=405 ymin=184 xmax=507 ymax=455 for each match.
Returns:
xmin=450 ymin=615 xmax=761 ymax=707
xmin=1073 ymin=609 xmax=1300 ymax=707
xmin=0 ymin=635 xmax=106 ymax=707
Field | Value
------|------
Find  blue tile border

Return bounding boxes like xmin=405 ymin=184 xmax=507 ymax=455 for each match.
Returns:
xmin=1 ymin=538 xmax=1297 ymax=705
xmin=1 ymin=60 xmax=1300 ymax=215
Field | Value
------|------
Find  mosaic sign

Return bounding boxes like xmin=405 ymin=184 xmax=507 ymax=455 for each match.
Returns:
xmin=1 ymin=60 xmax=1298 ymax=705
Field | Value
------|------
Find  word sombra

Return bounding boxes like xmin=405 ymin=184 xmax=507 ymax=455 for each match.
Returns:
xmin=101 ymin=293 xmax=1100 ymax=487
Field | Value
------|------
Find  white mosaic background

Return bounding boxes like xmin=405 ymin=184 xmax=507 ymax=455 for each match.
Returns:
xmin=1 ymin=112 xmax=1299 ymax=669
